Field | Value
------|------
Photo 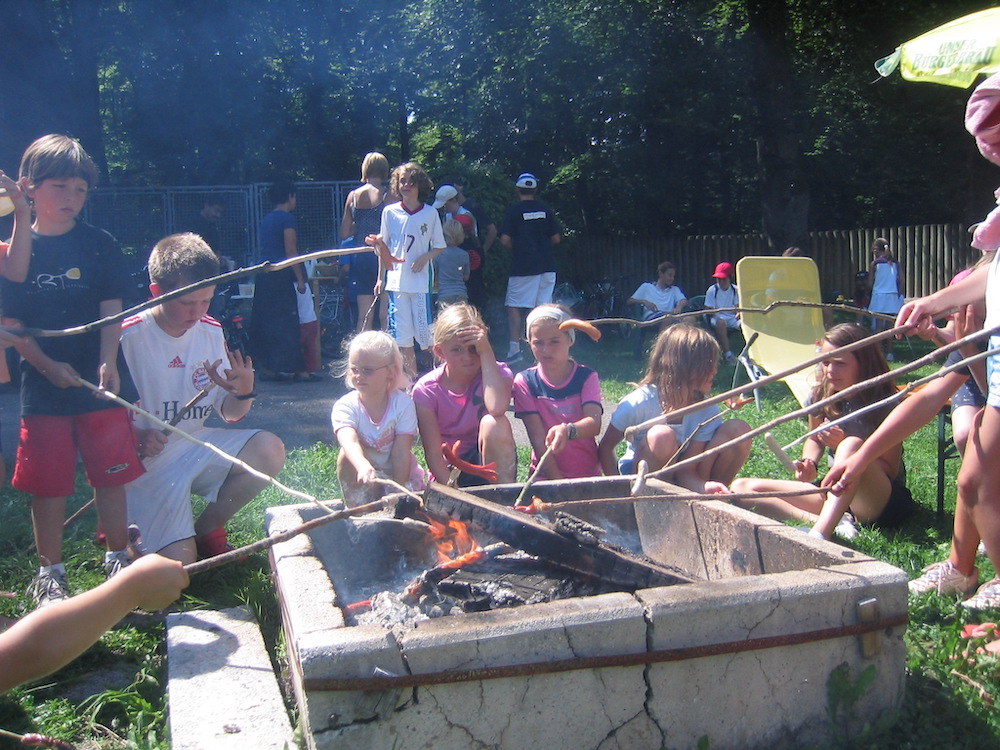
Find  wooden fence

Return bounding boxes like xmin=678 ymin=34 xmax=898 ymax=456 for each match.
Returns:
xmin=565 ymin=224 xmax=976 ymax=301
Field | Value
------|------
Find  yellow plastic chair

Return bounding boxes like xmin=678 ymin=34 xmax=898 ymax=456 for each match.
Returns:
xmin=735 ymin=256 xmax=826 ymax=408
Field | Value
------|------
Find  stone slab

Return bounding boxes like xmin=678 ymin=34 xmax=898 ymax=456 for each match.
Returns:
xmin=167 ymin=606 xmax=294 ymax=750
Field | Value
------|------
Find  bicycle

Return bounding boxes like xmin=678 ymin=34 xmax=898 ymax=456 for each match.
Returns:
xmin=579 ymin=275 xmax=634 ymax=339
xmin=316 ymin=281 xmax=355 ymax=359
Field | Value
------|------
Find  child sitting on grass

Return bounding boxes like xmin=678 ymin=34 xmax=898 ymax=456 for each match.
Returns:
xmin=598 ymin=323 xmax=751 ymax=491
xmin=513 ymin=304 xmax=602 ymax=479
xmin=413 ymin=303 xmax=516 ymax=486
xmin=332 ymin=331 xmax=425 ymax=507
xmin=729 ymin=323 xmax=913 ymax=540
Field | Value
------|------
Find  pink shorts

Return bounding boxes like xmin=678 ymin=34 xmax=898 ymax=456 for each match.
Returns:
xmin=13 ymin=409 xmax=144 ymax=497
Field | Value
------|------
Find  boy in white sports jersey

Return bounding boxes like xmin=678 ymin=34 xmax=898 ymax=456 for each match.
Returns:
xmin=368 ymin=162 xmax=446 ymax=377
xmin=120 ymin=233 xmax=286 ymax=564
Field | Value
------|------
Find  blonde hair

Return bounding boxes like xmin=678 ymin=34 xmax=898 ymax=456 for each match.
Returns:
xmin=443 ymin=219 xmax=465 ymax=247
xmin=640 ymin=324 xmax=720 ymax=411
xmin=432 ymin=303 xmax=486 ymax=348
xmin=361 ymin=152 xmax=389 ymax=182
xmin=341 ymin=331 xmax=408 ymax=391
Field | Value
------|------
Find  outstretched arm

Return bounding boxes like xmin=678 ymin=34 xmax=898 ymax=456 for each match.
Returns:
xmin=0 ymin=555 xmax=188 ymax=693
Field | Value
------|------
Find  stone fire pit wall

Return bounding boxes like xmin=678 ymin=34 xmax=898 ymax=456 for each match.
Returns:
xmin=267 ymin=476 xmax=907 ymax=750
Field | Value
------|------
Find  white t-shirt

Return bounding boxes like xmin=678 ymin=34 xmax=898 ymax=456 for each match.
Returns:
xmin=631 ymin=282 xmax=686 ymax=319
xmin=331 ymin=389 xmax=418 ymax=473
xmin=705 ymin=282 xmax=739 ymax=324
xmin=609 ymin=384 xmax=721 ymax=466
xmin=120 ymin=308 xmax=230 ymax=433
xmin=380 ymin=201 xmax=446 ymax=294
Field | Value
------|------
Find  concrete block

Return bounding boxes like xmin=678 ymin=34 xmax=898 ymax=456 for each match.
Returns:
xmin=167 ymin=607 xmax=293 ymax=750
xmin=634 ymin=497 xmax=706 ymax=579
xmin=758 ymin=522 xmax=871 ymax=573
xmin=690 ymin=500 xmax=768 ymax=579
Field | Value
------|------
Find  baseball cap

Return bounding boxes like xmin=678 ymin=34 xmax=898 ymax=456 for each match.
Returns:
xmin=454 ymin=213 xmax=474 ymax=231
xmin=712 ymin=262 xmax=733 ymax=279
xmin=515 ymin=173 xmax=537 ymax=189
xmin=432 ymin=184 xmax=458 ymax=209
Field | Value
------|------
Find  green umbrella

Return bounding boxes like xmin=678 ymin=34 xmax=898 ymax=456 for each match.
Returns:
xmin=875 ymin=7 xmax=1000 ymax=88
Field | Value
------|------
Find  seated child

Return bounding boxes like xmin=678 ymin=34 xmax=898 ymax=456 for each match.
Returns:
xmin=705 ymin=261 xmax=740 ymax=363
xmin=513 ymin=304 xmax=602 ymax=479
xmin=434 ymin=219 xmax=470 ymax=307
xmin=730 ymin=323 xmax=913 ymax=540
xmin=332 ymin=330 xmax=425 ymax=507
xmin=413 ymin=303 xmax=517 ymax=485
xmin=122 ymin=233 xmax=286 ymax=564
xmin=598 ymin=323 xmax=750 ymax=491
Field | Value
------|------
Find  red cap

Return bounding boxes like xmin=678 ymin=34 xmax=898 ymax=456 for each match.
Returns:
xmin=712 ymin=262 xmax=733 ymax=279
xmin=454 ymin=213 xmax=474 ymax=231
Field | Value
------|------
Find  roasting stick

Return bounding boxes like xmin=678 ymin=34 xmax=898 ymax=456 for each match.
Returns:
xmin=63 ymin=384 xmax=216 ymax=528
xmin=585 ymin=300 xmax=900 ymax=332
xmin=780 ymin=343 xmax=1000 ymax=453
xmin=514 ymin=446 xmax=556 ymax=507
xmin=76 ymin=377 xmax=324 ymax=508
xmin=21 ymin=245 xmax=382 ymax=340
xmin=624 ymin=321 xmax=996 ymax=443
xmin=622 ymin=325 xmax=904 ymax=443
xmin=519 ymin=486 xmax=831 ymax=515
xmin=644 ymin=324 xmax=999 ymax=482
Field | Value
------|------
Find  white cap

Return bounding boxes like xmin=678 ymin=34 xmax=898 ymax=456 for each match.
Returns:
xmin=515 ymin=173 xmax=538 ymax=189
xmin=432 ymin=184 xmax=458 ymax=209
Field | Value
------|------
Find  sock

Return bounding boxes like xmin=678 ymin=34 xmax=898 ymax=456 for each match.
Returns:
xmin=507 ymin=342 xmax=519 ymax=357
xmin=39 ymin=563 xmax=67 ymax=577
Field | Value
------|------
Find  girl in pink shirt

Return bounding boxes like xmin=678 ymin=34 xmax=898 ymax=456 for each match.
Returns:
xmin=412 ymin=304 xmax=516 ymax=485
xmin=513 ymin=305 xmax=602 ymax=479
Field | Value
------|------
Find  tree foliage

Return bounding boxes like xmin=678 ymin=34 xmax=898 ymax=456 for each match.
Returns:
xmin=1 ymin=0 xmax=996 ymax=243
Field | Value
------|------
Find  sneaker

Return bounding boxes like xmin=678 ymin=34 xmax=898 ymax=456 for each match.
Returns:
xmin=104 ymin=549 xmax=132 ymax=579
xmin=833 ymin=511 xmax=859 ymax=541
xmin=504 ymin=350 xmax=524 ymax=364
xmin=962 ymin=577 xmax=1000 ymax=611
xmin=908 ymin=560 xmax=979 ymax=597
xmin=886 ymin=352 xmax=895 ymax=362
xmin=196 ymin=527 xmax=235 ymax=559
xmin=724 ymin=351 xmax=736 ymax=364
xmin=27 ymin=570 xmax=70 ymax=608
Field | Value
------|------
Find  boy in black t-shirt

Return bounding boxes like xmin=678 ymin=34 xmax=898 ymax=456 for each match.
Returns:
xmin=1 ymin=135 xmax=144 ymax=608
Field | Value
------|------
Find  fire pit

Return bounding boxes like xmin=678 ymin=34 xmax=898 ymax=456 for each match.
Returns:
xmin=267 ymin=476 xmax=907 ymax=750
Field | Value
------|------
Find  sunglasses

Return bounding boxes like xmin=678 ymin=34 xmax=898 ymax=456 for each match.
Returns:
xmin=349 ymin=364 xmax=390 ymax=378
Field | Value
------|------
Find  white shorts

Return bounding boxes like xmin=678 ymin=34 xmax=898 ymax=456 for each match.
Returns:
xmin=710 ymin=313 xmax=740 ymax=330
xmin=388 ymin=291 xmax=433 ymax=348
xmin=988 ymin=334 xmax=1000 ymax=408
xmin=505 ymin=272 xmax=556 ymax=309
xmin=126 ymin=427 xmax=258 ymax=554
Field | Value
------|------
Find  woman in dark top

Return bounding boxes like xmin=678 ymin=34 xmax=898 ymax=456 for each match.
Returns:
xmin=339 ymin=152 xmax=390 ymax=332
xmin=250 ymin=180 xmax=307 ymax=380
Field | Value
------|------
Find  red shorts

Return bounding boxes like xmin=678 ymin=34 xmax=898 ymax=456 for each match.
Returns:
xmin=12 ymin=409 xmax=144 ymax=497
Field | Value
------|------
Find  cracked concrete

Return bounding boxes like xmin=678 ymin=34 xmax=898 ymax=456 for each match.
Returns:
xmin=268 ymin=482 xmax=908 ymax=750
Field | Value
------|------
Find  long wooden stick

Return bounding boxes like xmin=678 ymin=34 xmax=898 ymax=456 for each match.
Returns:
xmin=514 ymin=446 xmax=555 ymax=507
xmin=783 ymin=343 xmax=1000 ymax=451
xmin=23 ymin=246 xmax=373 ymax=339
xmin=76 ymin=377 xmax=327 ymax=509
xmin=588 ymin=300 xmax=900 ymax=331
xmin=63 ymin=384 xmax=216 ymax=528
xmin=644 ymin=324 xmax=998 ymax=481
xmin=624 ymin=322 xmax=996 ymax=442
xmin=526 ymin=486 xmax=831 ymax=514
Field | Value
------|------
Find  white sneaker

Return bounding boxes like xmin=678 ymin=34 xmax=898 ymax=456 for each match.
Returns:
xmin=962 ymin=577 xmax=1000 ymax=611
xmin=908 ymin=560 xmax=979 ymax=597
xmin=833 ymin=511 xmax=859 ymax=541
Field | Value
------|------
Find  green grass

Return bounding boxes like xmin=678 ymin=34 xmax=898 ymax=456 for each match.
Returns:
xmin=1 ymin=330 xmax=998 ymax=748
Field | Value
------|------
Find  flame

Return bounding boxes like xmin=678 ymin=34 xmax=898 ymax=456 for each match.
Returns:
xmin=418 ymin=511 xmax=478 ymax=564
